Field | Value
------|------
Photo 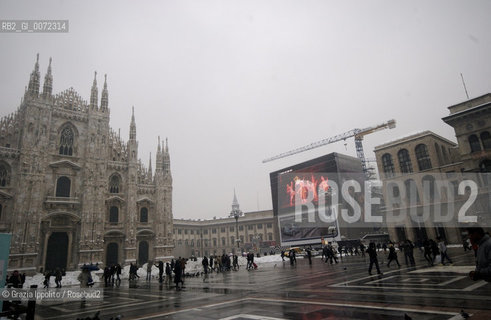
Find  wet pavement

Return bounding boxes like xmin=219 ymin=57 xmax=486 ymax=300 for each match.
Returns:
xmin=34 ymin=249 xmax=490 ymax=319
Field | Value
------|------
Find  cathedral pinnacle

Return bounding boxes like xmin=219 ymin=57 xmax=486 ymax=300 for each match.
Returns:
xmin=27 ymin=53 xmax=41 ymax=97
xmin=148 ymin=152 xmax=153 ymax=179
xmin=42 ymin=57 xmax=53 ymax=98
xmin=90 ymin=71 xmax=98 ymax=108
xmin=100 ymin=74 xmax=108 ymax=110
xmin=129 ymin=106 xmax=136 ymax=140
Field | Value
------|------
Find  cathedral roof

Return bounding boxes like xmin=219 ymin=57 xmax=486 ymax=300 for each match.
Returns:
xmin=54 ymin=87 xmax=89 ymax=112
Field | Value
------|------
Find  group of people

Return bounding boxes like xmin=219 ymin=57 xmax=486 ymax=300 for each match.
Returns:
xmin=5 ymin=270 xmax=26 ymax=288
xmin=102 ymin=264 xmax=122 ymax=286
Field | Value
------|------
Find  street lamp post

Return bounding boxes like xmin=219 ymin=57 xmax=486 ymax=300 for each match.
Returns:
xmin=231 ymin=208 xmax=242 ymax=251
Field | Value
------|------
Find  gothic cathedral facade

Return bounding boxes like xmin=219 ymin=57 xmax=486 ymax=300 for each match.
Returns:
xmin=0 ymin=55 xmax=174 ymax=273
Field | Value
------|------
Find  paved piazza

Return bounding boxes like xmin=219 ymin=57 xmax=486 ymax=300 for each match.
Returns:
xmin=35 ymin=249 xmax=490 ymax=320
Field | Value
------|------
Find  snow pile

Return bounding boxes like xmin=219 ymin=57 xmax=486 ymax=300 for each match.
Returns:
xmin=19 ymin=255 xmax=285 ymax=287
xmin=23 ymin=269 xmax=103 ymax=288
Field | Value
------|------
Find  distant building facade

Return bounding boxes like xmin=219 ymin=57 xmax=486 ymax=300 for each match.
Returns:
xmin=375 ymin=93 xmax=491 ymax=244
xmin=374 ymin=131 xmax=464 ymax=243
xmin=173 ymin=193 xmax=279 ymax=257
xmin=442 ymin=93 xmax=491 ymax=172
xmin=0 ymin=55 xmax=173 ymax=273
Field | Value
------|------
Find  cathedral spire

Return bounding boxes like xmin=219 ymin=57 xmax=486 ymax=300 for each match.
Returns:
xmin=163 ymin=137 xmax=171 ymax=174
xmin=42 ymin=57 xmax=53 ymax=98
xmin=129 ymin=106 xmax=136 ymax=140
xmin=100 ymin=74 xmax=108 ymax=110
xmin=148 ymin=152 xmax=153 ymax=180
xmin=27 ymin=53 xmax=41 ymax=97
xmin=90 ymin=71 xmax=98 ymax=109
xmin=230 ymin=189 xmax=242 ymax=217
xmin=156 ymin=136 xmax=163 ymax=171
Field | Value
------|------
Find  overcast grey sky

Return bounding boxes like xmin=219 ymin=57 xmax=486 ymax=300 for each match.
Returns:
xmin=1 ymin=0 xmax=491 ymax=220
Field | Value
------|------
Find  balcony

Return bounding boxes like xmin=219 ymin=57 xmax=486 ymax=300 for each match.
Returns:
xmin=44 ymin=196 xmax=81 ymax=210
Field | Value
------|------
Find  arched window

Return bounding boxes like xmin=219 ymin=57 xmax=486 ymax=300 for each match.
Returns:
xmin=481 ymin=132 xmax=491 ymax=150
xmin=55 ymin=176 xmax=71 ymax=197
xmin=0 ymin=164 xmax=10 ymax=187
xmin=415 ymin=144 xmax=432 ymax=171
xmin=469 ymin=135 xmax=481 ymax=153
xmin=398 ymin=149 xmax=413 ymax=173
xmin=109 ymin=175 xmax=121 ymax=193
xmin=191 ymin=239 xmax=194 ymax=246
xmin=109 ymin=206 xmax=119 ymax=223
xmin=140 ymin=207 xmax=148 ymax=223
xmin=422 ymin=175 xmax=437 ymax=202
xmin=381 ymin=153 xmax=395 ymax=178
xmin=404 ymin=179 xmax=419 ymax=205
xmin=59 ymin=127 xmax=74 ymax=156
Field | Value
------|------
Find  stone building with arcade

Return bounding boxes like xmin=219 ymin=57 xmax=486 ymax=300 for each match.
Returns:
xmin=0 ymin=55 xmax=174 ymax=273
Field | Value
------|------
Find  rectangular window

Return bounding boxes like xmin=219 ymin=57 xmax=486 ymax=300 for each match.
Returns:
xmin=267 ymin=223 xmax=272 ymax=228
xmin=204 ymin=229 xmax=208 ymax=235
xmin=184 ymin=229 xmax=188 ymax=234
xmin=230 ymin=226 xmax=234 ymax=232
xmin=257 ymin=224 xmax=262 ymax=229
xmin=212 ymin=228 xmax=217 ymax=234
xmin=178 ymin=229 xmax=182 ymax=234
xmin=239 ymin=226 xmax=244 ymax=231
xmin=190 ymin=230 xmax=194 ymax=235
xmin=248 ymin=225 xmax=253 ymax=230
xmin=221 ymin=227 xmax=225 ymax=233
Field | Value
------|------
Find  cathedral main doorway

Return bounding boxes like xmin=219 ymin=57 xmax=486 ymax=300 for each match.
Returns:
xmin=138 ymin=241 xmax=149 ymax=265
xmin=106 ymin=243 xmax=118 ymax=267
xmin=45 ymin=232 xmax=68 ymax=272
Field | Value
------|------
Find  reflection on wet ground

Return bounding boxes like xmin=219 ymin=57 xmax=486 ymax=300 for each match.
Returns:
xmin=35 ymin=249 xmax=490 ymax=319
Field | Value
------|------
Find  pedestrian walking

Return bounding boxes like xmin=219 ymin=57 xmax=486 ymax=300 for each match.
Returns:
xmin=403 ymin=240 xmax=416 ymax=266
xmin=174 ymin=259 xmax=183 ymax=290
xmin=165 ymin=262 xmax=172 ymax=286
xmin=438 ymin=237 xmax=453 ymax=265
xmin=146 ymin=260 xmax=153 ymax=281
xmin=386 ymin=244 xmax=400 ymax=268
xmin=367 ymin=242 xmax=382 ymax=275
xmin=467 ymin=227 xmax=491 ymax=282
xmin=306 ymin=247 xmax=312 ymax=265
xmin=202 ymin=256 xmax=209 ymax=282
xmin=55 ymin=268 xmax=63 ymax=288
xmin=423 ymin=240 xmax=434 ymax=266
xmin=156 ymin=260 xmax=164 ymax=283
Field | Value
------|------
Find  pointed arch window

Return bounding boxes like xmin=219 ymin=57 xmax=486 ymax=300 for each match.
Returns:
xmin=481 ymin=132 xmax=491 ymax=150
xmin=469 ymin=135 xmax=481 ymax=153
xmin=381 ymin=153 xmax=395 ymax=178
xmin=398 ymin=149 xmax=413 ymax=174
xmin=56 ymin=176 xmax=71 ymax=197
xmin=140 ymin=207 xmax=148 ymax=223
xmin=0 ymin=164 xmax=10 ymax=187
xmin=59 ymin=127 xmax=74 ymax=156
xmin=109 ymin=175 xmax=121 ymax=193
xmin=109 ymin=206 xmax=119 ymax=223
xmin=415 ymin=144 xmax=432 ymax=171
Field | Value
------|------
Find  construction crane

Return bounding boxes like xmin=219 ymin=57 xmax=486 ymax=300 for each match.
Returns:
xmin=262 ymin=119 xmax=396 ymax=177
